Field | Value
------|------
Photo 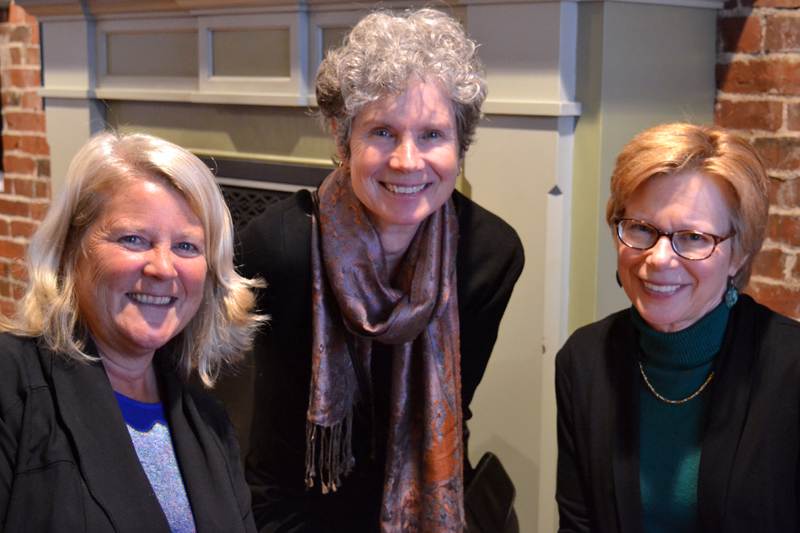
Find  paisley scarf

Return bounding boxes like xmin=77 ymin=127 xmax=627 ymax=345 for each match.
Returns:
xmin=306 ymin=170 xmax=464 ymax=532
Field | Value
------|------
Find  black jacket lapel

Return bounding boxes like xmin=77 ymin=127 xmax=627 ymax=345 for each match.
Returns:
xmin=162 ymin=372 xmax=250 ymax=533
xmin=42 ymin=344 xmax=171 ymax=533
xmin=698 ymin=298 xmax=758 ymax=532
xmin=609 ymin=314 xmax=645 ymax=533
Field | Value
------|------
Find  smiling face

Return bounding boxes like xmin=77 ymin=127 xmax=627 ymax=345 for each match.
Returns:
xmin=74 ymin=179 xmax=207 ymax=360
xmin=617 ymin=172 xmax=745 ymax=332
xmin=347 ymin=79 xmax=461 ymax=245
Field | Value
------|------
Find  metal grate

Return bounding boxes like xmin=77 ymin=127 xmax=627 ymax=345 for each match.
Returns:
xmin=219 ymin=184 xmax=292 ymax=236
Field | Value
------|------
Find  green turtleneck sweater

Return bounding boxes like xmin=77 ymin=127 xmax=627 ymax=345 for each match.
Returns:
xmin=633 ymin=302 xmax=730 ymax=533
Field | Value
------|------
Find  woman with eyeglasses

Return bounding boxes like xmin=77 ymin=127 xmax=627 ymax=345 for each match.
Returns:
xmin=556 ymin=123 xmax=800 ymax=532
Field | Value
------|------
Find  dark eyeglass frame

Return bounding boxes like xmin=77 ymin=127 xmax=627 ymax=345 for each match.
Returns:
xmin=615 ymin=218 xmax=735 ymax=261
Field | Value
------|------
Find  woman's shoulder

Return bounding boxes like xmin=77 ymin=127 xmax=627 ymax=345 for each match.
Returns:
xmin=557 ymin=309 xmax=635 ymax=364
xmin=735 ymin=294 xmax=800 ymax=343
xmin=452 ymin=190 xmax=523 ymax=260
xmin=0 ymin=332 xmax=45 ymax=379
xmin=237 ymin=190 xmax=314 ymax=280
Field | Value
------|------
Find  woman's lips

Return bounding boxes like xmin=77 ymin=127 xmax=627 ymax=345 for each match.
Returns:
xmin=642 ymin=281 xmax=682 ymax=294
xmin=382 ymin=182 xmax=429 ymax=194
xmin=127 ymin=293 xmax=174 ymax=306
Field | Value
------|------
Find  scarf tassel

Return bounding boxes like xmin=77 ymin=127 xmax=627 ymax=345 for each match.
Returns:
xmin=304 ymin=408 xmax=354 ymax=494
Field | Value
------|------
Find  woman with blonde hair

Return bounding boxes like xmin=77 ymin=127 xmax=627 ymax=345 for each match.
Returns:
xmin=556 ymin=123 xmax=800 ymax=532
xmin=0 ymin=131 xmax=264 ymax=531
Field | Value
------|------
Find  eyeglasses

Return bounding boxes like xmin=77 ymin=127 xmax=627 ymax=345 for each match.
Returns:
xmin=615 ymin=218 xmax=735 ymax=261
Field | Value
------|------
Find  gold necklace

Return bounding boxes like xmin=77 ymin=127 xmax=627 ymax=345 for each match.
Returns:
xmin=638 ymin=361 xmax=714 ymax=404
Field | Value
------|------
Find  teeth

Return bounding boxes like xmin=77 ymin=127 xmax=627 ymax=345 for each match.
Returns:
xmin=643 ymin=282 xmax=681 ymax=293
xmin=129 ymin=294 xmax=172 ymax=305
xmin=384 ymin=183 xmax=426 ymax=194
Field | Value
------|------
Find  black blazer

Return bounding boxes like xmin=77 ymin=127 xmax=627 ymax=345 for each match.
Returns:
xmin=237 ymin=188 xmax=524 ymax=532
xmin=556 ymin=294 xmax=800 ymax=533
xmin=0 ymin=333 xmax=256 ymax=532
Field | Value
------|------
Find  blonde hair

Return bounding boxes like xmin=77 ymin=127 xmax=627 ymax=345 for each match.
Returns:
xmin=316 ymin=8 xmax=487 ymax=161
xmin=606 ymin=123 xmax=769 ymax=290
xmin=7 ymin=131 xmax=265 ymax=386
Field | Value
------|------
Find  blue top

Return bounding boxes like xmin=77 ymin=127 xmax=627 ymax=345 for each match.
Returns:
xmin=633 ymin=301 xmax=730 ymax=533
xmin=115 ymin=392 xmax=197 ymax=533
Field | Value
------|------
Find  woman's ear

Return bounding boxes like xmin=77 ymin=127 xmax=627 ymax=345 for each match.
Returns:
xmin=730 ymin=253 xmax=749 ymax=277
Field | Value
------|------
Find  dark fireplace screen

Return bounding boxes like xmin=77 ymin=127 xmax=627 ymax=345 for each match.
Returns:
xmin=199 ymin=156 xmax=332 ymax=236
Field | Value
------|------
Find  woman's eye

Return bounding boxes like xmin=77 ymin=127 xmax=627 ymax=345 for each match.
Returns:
xmin=373 ymin=129 xmax=391 ymax=138
xmin=119 ymin=235 xmax=142 ymax=245
xmin=175 ymin=242 xmax=202 ymax=255
xmin=631 ymin=224 xmax=654 ymax=235
xmin=177 ymin=242 xmax=195 ymax=251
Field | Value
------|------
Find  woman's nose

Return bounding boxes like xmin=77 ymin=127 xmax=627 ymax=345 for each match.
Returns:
xmin=647 ymin=235 xmax=680 ymax=267
xmin=143 ymin=247 xmax=178 ymax=279
xmin=390 ymin=137 xmax=425 ymax=173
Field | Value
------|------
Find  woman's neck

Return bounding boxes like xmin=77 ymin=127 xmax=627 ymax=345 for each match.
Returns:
xmin=372 ymin=218 xmax=421 ymax=278
xmin=97 ymin=343 xmax=161 ymax=403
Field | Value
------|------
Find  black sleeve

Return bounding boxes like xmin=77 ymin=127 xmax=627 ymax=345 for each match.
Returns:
xmin=453 ymin=191 xmax=525 ymax=421
xmin=555 ymin=341 xmax=591 ymax=533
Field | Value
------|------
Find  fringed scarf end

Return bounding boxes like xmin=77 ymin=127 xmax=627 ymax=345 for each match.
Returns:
xmin=304 ymin=408 xmax=355 ymax=494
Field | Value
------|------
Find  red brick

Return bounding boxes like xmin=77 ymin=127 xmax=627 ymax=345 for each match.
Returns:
xmin=0 ymin=280 xmax=11 ymax=299
xmin=30 ymin=201 xmax=49 ymax=221
xmin=20 ymin=91 xmax=42 ymax=110
xmin=20 ymin=136 xmax=49 ymax=156
xmin=766 ymin=213 xmax=800 ymax=246
xmin=9 ymin=261 xmax=27 ymax=283
xmin=8 ymin=47 xmax=22 ymax=66
xmin=6 ymin=69 xmax=41 ymax=88
xmin=30 ymin=20 xmax=39 ymax=46
xmin=9 ymin=5 xmax=27 ymax=24
xmin=0 ymin=238 xmax=25 ymax=261
xmin=745 ymin=281 xmax=800 ymax=318
xmin=0 ymin=199 xmax=29 ymax=218
xmin=752 ymin=137 xmax=800 ymax=171
xmin=25 ymin=46 xmax=40 ymax=66
xmin=744 ymin=0 xmax=800 ymax=7
xmin=715 ymin=99 xmax=782 ymax=130
xmin=0 ymin=298 xmax=16 ymax=318
xmin=4 ymin=155 xmax=36 ymax=175
xmin=768 ymin=176 xmax=800 ymax=208
xmin=11 ymin=281 xmax=26 ymax=301
xmin=36 ymin=159 xmax=50 ymax=178
xmin=793 ymin=254 xmax=800 ymax=279
xmin=10 ymin=178 xmax=33 ymax=198
xmin=34 ymin=179 xmax=50 ymax=199
xmin=2 ymin=135 xmax=21 ymax=152
xmin=8 ymin=26 xmax=31 ymax=44
xmin=1 ymin=91 xmax=20 ymax=108
xmin=719 ymin=16 xmax=762 ymax=54
xmin=4 ymin=112 xmax=44 ymax=133
xmin=10 ymin=220 xmax=36 ymax=239
xmin=0 ymin=220 xmax=9 ymax=237
xmin=788 ymin=103 xmax=800 ymax=130
xmin=765 ymin=16 xmax=800 ymax=52
xmin=751 ymin=248 xmax=786 ymax=279
xmin=718 ymin=58 xmax=800 ymax=95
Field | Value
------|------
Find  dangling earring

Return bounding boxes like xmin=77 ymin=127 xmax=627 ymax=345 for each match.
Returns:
xmin=338 ymin=160 xmax=350 ymax=174
xmin=724 ymin=277 xmax=738 ymax=308
xmin=616 ymin=271 xmax=623 ymax=288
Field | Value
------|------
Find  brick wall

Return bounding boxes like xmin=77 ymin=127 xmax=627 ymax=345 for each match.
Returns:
xmin=716 ymin=4 xmax=800 ymax=319
xmin=0 ymin=2 xmax=49 ymax=317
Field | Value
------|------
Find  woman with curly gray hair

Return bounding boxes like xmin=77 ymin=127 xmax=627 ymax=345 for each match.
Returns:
xmin=0 ymin=131 xmax=264 ymax=531
xmin=238 ymin=8 xmax=524 ymax=533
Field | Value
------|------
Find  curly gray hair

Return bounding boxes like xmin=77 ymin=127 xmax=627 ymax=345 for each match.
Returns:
xmin=316 ymin=8 xmax=487 ymax=162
